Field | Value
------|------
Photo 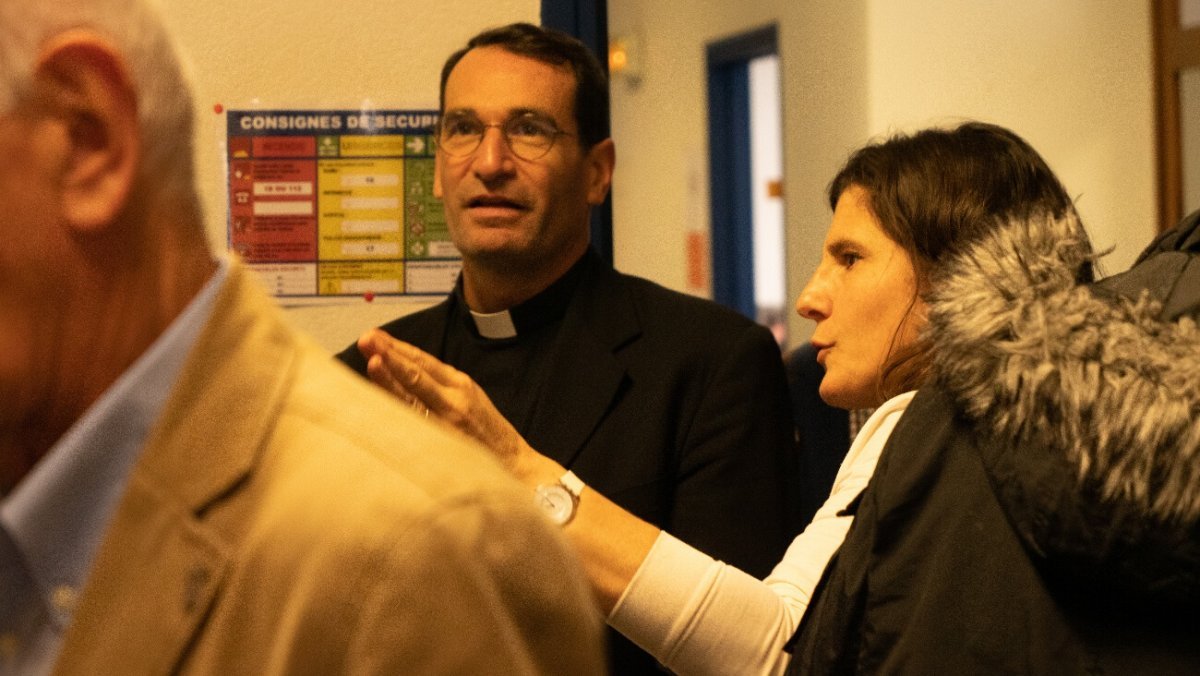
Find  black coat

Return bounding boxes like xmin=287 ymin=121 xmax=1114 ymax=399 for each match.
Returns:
xmin=789 ymin=211 xmax=1200 ymax=674
xmin=339 ymin=249 xmax=796 ymax=675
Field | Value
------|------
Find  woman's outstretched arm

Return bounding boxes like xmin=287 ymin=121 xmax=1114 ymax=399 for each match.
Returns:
xmin=353 ymin=329 xmax=908 ymax=675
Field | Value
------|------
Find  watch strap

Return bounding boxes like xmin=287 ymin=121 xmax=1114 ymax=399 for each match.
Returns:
xmin=558 ymin=470 xmax=584 ymax=498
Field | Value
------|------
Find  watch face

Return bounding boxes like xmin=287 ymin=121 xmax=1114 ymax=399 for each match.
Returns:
xmin=535 ymin=484 xmax=576 ymax=525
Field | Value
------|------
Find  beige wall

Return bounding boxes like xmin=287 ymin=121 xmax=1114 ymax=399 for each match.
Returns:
xmin=609 ymin=0 xmax=1155 ymax=348
xmin=864 ymin=1 xmax=1155 ymax=280
xmin=158 ymin=1 xmax=1157 ymax=352
xmin=160 ymin=0 xmax=539 ymax=352
xmin=609 ymin=0 xmax=872 ymax=347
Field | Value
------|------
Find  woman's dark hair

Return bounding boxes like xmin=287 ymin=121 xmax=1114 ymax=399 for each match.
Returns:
xmin=828 ymin=121 xmax=1090 ymax=400
xmin=439 ymin=22 xmax=610 ymax=149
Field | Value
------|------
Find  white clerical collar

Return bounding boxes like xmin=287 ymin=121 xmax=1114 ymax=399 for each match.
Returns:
xmin=469 ymin=308 xmax=518 ymax=339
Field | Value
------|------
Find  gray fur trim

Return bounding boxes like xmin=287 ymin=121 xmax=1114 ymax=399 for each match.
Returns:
xmin=928 ymin=212 xmax=1200 ymax=522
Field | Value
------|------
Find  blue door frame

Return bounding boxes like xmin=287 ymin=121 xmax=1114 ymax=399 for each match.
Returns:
xmin=707 ymin=24 xmax=778 ymax=320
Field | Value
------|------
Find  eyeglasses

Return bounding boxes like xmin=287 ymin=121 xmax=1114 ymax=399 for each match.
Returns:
xmin=437 ymin=112 xmax=575 ymax=161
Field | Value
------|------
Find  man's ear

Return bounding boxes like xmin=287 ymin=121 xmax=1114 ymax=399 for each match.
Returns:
xmin=34 ymin=30 xmax=139 ymax=232
xmin=584 ymin=138 xmax=614 ymax=206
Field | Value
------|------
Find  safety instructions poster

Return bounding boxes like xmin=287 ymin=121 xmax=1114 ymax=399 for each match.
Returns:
xmin=226 ymin=109 xmax=460 ymax=298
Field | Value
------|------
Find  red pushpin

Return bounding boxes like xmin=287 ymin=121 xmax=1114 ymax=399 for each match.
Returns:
xmin=364 ymin=291 xmax=375 ymax=302
xmin=213 ymin=103 xmax=224 ymax=114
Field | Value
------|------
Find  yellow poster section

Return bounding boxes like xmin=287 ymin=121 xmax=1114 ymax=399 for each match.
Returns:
xmin=316 ymin=135 xmax=409 ymax=294
xmin=318 ymin=260 xmax=405 ymax=295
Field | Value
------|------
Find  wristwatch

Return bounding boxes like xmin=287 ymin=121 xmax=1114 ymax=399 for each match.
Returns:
xmin=534 ymin=471 xmax=585 ymax=526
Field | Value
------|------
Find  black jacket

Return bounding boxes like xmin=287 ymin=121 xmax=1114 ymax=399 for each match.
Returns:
xmin=789 ymin=211 xmax=1200 ymax=674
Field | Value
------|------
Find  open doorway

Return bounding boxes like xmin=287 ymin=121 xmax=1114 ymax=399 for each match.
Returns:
xmin=707 ymin=25 xmax=787 ymax=344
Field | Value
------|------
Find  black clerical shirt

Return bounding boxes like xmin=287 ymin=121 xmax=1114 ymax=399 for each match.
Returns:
xmin=440 ymin=253 xmax=590 ymax=436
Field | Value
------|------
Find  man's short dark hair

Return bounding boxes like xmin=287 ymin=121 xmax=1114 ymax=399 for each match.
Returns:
xmin=439 ymin=22 xmax=610 ymax=149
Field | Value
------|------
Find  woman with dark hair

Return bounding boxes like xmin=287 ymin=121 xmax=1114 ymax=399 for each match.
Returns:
xmin=788 ymin=145 xmax=1200 ymax=672
xmin=360 ymin=121 xmax=1200 ymax=674
xmin=807 ymin=121 xmax=1087 ymax=412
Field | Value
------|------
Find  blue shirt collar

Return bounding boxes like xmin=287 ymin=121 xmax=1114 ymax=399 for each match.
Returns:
xmin=0 ymin=256 xmax=228 ymax=628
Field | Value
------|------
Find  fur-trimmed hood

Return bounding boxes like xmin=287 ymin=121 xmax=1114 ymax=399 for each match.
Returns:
xmin=926 ymin=210 xmax=1200 ymax=563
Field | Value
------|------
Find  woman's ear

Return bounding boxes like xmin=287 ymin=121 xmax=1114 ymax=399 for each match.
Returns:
xmin=33 ymin=30 xmax=140 ymax=232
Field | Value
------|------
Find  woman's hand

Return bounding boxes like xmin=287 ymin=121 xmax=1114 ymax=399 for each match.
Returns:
xmin=355 ymin=329 xmax=536 ymax=476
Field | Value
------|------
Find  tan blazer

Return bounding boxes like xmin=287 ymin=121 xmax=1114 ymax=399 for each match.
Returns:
xmin=51 ymin=263 xmax=605 ymax=675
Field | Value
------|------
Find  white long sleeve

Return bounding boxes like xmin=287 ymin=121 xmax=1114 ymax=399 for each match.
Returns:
xmin=607 ymin=392 xmax=914 ymax=676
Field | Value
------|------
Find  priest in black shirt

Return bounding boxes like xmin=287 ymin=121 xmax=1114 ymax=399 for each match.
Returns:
xmin=337 ymin=23 xmax=795 ymax=674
